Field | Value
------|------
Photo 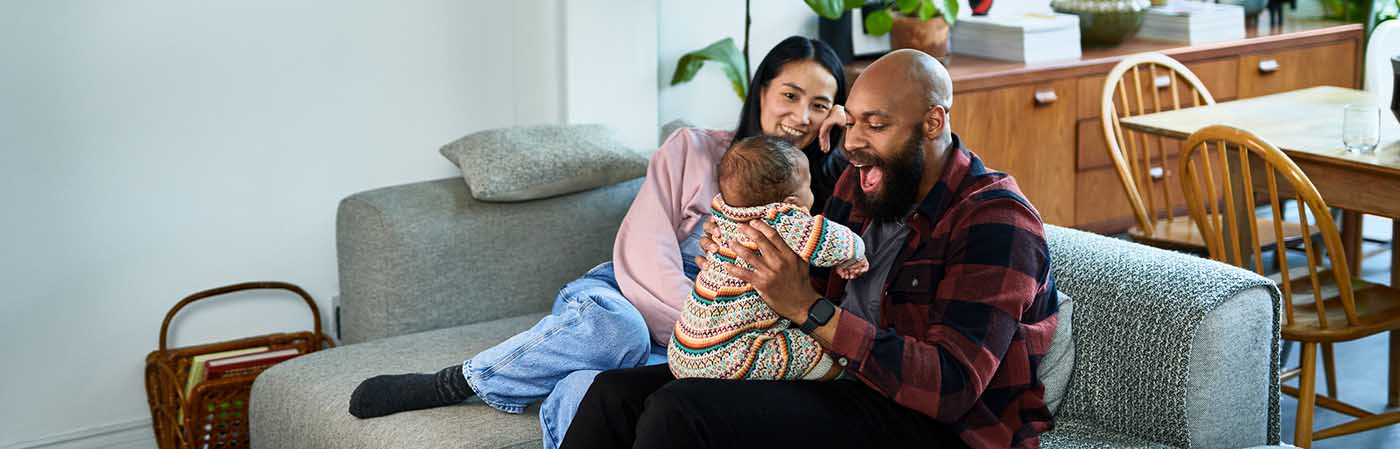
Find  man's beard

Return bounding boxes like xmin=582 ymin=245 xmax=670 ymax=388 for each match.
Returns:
xmin=852 ymin=132 xmax=925 ymax=222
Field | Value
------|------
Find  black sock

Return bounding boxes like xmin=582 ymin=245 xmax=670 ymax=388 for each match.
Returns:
xmin=348 ymin=365 xmax=475 ymax=419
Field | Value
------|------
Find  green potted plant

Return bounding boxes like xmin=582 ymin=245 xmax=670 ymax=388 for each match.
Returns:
xmin=669 ymin=0 xmax=958 ymax=100
xmin=810 ymin=0 xmax=960 ymax=61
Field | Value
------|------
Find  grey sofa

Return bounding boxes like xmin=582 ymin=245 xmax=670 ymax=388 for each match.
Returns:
xmin=250 ymin=176 xmax=1288 ymax=449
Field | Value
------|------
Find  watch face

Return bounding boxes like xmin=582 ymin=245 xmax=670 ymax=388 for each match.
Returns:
xmin=811 ymin=298 xmax=836 ymax=324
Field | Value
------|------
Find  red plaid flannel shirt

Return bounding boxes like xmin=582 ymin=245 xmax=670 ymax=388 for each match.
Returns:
xmin=816 ymin=136 xmax=1059 ymax=449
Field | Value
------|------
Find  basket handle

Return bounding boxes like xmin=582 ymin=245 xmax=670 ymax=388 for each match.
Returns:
xmin=158 ymin=281 xmax=324 ymax=353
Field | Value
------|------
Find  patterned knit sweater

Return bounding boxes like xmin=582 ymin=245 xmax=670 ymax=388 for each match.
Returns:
xmin=668 ymin=194 xmax=866 ymax=380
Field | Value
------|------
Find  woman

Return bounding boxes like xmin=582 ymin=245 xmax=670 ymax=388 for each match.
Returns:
xmin=348 ymin=35 xmax=849 ymax=449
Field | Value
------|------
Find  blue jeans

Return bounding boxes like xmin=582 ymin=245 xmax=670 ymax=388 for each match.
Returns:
xmin=461 ymin=261 xmax=683 ymax=449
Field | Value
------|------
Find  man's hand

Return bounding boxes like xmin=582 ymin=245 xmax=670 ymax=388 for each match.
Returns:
xmin=694 ymin=219 xmax=720 ymax=272
xmin=835 ymin=258 xmax=869 ymax=280
xmin=725 ymin=221 xmax=820 ymax=322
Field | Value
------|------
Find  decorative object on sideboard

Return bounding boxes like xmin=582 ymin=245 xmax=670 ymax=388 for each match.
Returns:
xmin=969 ymin=0 xmax=994 ymax=15
xmin=1217 ymin=0 xmax=1267 ymax=26
xmin=950 ymin=13 xmax=1082 ymax=63
xmin=816 ymin=1 xmax=896 ymax=64
xmin=868 ymin=0 xmax=959 ymax=63
xmin=1267 ymin=0 xmax=1295 ymax=28
xmin=1137 ymin=1 xmax=1245 ymax=44
xmin=1051 ymin=0 xmax=1150 ymax=46
xmin=812 ymin=0 xmax=959 ymax=63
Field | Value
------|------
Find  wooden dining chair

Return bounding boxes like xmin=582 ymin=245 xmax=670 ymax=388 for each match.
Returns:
xmin=1179 ymin=125 xmax=1400 ymax=448
xmin=1100 ymin=53 xmax=1307 ymax=252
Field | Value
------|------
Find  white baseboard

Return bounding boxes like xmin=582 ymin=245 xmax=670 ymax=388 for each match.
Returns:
xmin=1 ymin=418 xmax=155 ymax=449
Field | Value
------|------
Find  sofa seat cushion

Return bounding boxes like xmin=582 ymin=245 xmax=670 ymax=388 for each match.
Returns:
xmin=250 ymin=313 xmax=549 ymax=449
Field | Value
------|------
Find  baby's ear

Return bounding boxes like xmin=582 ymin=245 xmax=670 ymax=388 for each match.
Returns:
xmin=781 ymin=195 xmax=803 ymax=206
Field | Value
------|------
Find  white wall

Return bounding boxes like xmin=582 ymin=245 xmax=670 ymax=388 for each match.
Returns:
xmin=0 ymin=1 xmax=655 ymax=447
xmin=655 ymin=0 xmax=1051 ymax=131
xmin=565 ymin=0 xmax=660 ymax=148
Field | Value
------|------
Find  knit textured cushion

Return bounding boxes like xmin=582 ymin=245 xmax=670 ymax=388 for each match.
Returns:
xmin=440 ymin=124 xmax=647 ymax=202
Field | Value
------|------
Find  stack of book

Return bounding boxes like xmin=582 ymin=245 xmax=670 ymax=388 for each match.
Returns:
xmin=1138 ymin=1 xmax=1246 ymax=44
xmin=184 ymin=346 xmax=301 ymax=397
xmin=951 ymin=13 xmax=1081 ymax=64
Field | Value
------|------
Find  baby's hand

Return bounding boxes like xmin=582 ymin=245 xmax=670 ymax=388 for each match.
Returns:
xmin=836 ymin=258 xmax=869 ymax=280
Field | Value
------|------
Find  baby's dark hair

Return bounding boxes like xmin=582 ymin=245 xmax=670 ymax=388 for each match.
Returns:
xmin=718 ymin=135 xmax=808 ymax=208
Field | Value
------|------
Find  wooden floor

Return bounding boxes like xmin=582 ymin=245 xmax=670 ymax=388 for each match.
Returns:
xmin=1276 ymin=215 xmax=1397 ymax=448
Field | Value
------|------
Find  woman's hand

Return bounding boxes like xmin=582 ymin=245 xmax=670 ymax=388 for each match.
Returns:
xmin=817 ymin=104 xmax=848 ymax=153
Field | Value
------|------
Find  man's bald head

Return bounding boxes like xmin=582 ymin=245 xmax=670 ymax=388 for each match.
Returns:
xmin=841 ymin=49 xmax=957 ymax=221
xmin=854 ymin=49 xmax=953 ymax=118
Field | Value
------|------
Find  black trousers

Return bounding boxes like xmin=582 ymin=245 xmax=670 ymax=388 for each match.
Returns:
xmin=558 ymin=364 xmax=968 ymax=449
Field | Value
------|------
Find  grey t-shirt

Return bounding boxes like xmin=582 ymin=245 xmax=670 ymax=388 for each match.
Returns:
xmin=837 ymin=220 xmax=910 ymax=324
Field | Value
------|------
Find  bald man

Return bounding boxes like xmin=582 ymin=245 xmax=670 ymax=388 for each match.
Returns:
xmin=560 ymin=50 xmax=1060 ymax=449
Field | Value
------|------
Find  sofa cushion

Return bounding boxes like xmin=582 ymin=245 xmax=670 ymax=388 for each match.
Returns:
xmin=1040 ymin=291 xmax=1074 ymax=415
xmin=440 ymin=124 xmax=647 ymax=202
xmin=250 ymin=313 xmax=549 ymax=449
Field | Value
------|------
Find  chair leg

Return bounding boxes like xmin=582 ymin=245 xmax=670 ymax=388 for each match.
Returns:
xmin=1295 ymin=342 xmax=1318 ymax=449
xmin=1322 ymin=342 xmax=1338 ymax=398
xmin=1341 ymin=211 xmax=1362 ymax=275
xmin=1391 ymin=331 xmax=1400 ymax=407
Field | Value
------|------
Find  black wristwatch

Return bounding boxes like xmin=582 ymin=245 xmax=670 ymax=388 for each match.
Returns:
xmin=799 ymin=297 xmax=837 ymax=334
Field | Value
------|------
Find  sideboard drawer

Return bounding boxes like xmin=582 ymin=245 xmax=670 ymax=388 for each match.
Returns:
xmin=1077 ymin=57 xmax=1239 ymax=121
xmin=1238 ymin=40 xmax=1358 ymax=98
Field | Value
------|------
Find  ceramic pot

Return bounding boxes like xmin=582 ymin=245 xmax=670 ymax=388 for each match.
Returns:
xmin=890 ymin=14 xmax=950 ymax=62
xmin=1051 ymin=0 xmax=1150 ymax=47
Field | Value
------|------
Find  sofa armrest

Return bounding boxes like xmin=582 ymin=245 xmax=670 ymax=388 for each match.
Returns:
xmin=1044 ymin=225 xmax=1281 ymax=448
xmin=336 ymin=177 xmax=643 ymax=344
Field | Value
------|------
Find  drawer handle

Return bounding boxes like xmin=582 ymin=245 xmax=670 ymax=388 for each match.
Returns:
xmin=1154 ymin=74 xmax=1171 ymax=89
xmin=1258 ymin=59 xmax=1280 ymax=74
xmin=1149 ymin=166 xmax=1165 ymax=180
xmin=1034 ymin=88 xmax=1058 ymax=106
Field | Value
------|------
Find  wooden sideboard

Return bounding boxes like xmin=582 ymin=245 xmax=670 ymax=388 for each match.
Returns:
xmin=846 ymin=21 xmax=1363 ymax=233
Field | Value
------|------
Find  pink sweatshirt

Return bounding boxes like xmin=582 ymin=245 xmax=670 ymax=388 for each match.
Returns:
xmin=614 ymin=127 xmax=733 ymax=345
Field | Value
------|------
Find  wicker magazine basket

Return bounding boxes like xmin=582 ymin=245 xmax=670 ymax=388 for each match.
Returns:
xmin=144 ymin=282 xmax=334 ymax=449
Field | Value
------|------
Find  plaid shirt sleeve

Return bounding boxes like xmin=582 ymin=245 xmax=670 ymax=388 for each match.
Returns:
xmin=826 ymin=195 xmax=1051 ymax=423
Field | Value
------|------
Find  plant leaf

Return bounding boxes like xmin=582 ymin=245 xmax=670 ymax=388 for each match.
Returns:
xmin=671 ymin=37 xmax=749 ymax=100
xmin=896 ymin=0 xmax=919 ymax=15
xmin=806 ymin=0 xmax=848 ymax=19
xmin=918 ymin=0 xmax=936 ymax=20
xmin=865 ymin=7 xmax=894 ymax=35
xmin=941 ymin=0 xmax=959 ymax=25
xmin=844 ymin=0 xmax=867 ymax=9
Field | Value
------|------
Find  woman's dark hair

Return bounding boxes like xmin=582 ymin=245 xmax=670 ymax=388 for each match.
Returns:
xmin=732 ymin=36 xmax=848 ymax=154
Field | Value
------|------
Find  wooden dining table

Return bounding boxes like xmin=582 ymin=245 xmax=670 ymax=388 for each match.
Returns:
xmin=1120 ymin=85 xmax=1400 ymax=405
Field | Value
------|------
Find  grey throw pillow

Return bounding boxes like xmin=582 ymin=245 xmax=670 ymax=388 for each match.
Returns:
xmin=440 ymin=124 xmax=647 ymax=202
xmin=1039 ymin=290 xmax=1075 ymax=415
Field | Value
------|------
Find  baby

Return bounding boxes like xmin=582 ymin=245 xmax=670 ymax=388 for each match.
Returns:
xmin=668 ymin=135 xmax=868 ymax=381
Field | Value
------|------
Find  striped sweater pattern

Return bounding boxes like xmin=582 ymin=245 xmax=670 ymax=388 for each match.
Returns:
xmin=668 ymin=194 xmax=866 ymax=380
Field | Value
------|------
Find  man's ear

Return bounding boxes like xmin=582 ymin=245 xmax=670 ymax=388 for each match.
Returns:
xmin=923 ymin=105 xmax=947 ymax=140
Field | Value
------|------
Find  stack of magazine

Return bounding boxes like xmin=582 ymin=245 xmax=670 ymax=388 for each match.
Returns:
xmin=1138 ymin=1 xmax=1246 ymax=44
xmin=950 ymin=13 xmax=1082 ymax=64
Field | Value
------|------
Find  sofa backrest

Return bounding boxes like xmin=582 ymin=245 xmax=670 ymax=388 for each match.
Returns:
xmin=335 ymin=177 xmax=643 ymax=344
